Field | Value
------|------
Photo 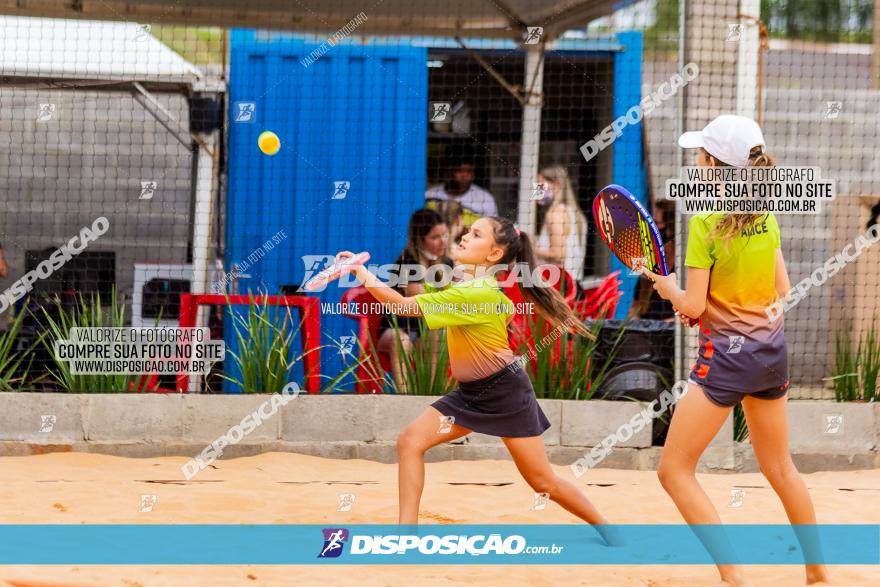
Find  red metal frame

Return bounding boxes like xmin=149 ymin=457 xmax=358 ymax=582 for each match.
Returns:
xmin=176 ymin=294 xmax=322 ymax=393
xmin=340 ymin=286 xmax=389 ymax=394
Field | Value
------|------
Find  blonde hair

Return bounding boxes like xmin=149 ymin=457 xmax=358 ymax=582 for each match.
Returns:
xmin=433 ymin=199 xmax=463 ymax=228
xmin=538 ymin=165 xmax=588 ymax=248
xmin=706 ymin=147 xmax=776 ymax=244
xmin=433 ymin=199 xmax=464 ymax=257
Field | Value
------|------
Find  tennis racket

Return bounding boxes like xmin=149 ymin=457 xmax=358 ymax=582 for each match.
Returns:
xmin=303 ymin=251 xmax=371 ymax=291
xmin=591 ymin=184 xmax=669 ymax=276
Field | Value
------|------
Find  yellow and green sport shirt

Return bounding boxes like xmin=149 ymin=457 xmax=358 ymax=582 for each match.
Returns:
xmin=415 ymin=275 xmax=516 ymax=382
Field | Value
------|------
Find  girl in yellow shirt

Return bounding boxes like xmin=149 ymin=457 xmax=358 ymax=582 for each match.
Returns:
xmin=336 ymin=216 xmax=616 ymax=545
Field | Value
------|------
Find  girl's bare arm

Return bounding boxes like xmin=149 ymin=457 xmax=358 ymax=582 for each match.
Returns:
xmin=643 ymin=266 xmax=710 ymax=320
xmin=348 ymin=263 xmax=423 ymax=317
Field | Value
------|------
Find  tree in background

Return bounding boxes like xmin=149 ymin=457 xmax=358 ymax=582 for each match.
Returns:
xmin=762 ymin=0 xmax=872 ymax=43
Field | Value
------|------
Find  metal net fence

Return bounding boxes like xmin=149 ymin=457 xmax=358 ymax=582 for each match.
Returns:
xmin=0 ymin=1 xmax=876 ymax=397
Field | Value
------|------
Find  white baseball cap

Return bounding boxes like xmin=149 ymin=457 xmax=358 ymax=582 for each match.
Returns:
xmin=678 ymin=114 xmax=766 ymax=168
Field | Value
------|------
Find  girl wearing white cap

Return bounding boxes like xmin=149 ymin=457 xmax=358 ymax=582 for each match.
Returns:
xmin=642 ymin=115 xmax=830 ymax=586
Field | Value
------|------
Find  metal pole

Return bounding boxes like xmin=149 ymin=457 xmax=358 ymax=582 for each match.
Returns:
xmin=675 ymin=0 xmax=687 ymax=383
xmin=736 ymin=0 xmax=761 ymax=118
xmin=188 ymin=132 xmax=216 ymax=392
xmin=516 ymin=42 xmax=544 ymax=233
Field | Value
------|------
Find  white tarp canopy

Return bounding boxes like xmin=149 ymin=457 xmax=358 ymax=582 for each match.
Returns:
xmin=0 ymin=0 xmax=616 ymax=40
xmin=0 ymin=16 xmax=203 ymax=86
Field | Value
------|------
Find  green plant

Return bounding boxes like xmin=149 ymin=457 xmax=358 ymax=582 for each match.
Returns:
xmin=388 ymin=314 xmax=455 ymax=395
xmin=644 ymin=0 xmax=680 ymax=55
xmin=830 ymin=320 xmax=858 ymax=401
xmin=516 ymin=314 xmax=627 ymax=401
xmin=0 ymin=305 xmax=34 ymax=391
xmin=221 ymin=294 xmax=356 ymax=393
xmin=37 ymin=289 xmax=137 ymax=392
xmin=151 ymin=26 xmax=226 ymax=64
xmin=734 ymin=404 xmax=750 ymax=442
xmin=857 ymin=319 xmax=879 ymax=402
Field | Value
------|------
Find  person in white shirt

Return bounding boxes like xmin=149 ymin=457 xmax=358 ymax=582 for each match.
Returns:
xmin=425 ymin=158 xmax=498 ymax=230
xmin=533 ymin=165 xmax=588 ymax=282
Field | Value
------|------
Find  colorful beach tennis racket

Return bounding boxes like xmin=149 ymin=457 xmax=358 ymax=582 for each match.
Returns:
xmin=303 ymin=251 xmax=371 ymax=291
xmin=591 ymin=184 xmax=669 ymax=276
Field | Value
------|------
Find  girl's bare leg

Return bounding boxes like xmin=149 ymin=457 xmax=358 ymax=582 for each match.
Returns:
xmin=397 ymin=407 xmax=471 ymax=524
xmin=741 ymin=395 xmax=831 ymax=585
xmin=657 ymin=383 xmax=750 ymax=586
xmin=502 ymin=435 xmax=620 ymax=545
xmin=378 ymin=329 xmax=413 ymax=394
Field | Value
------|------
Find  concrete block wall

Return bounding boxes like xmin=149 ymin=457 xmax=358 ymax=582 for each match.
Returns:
xmin=4 ymin=393 xmax=874 ymax=473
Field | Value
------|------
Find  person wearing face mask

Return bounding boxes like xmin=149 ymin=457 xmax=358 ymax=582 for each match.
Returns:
xmin=533 ymin=165 xmax=589 ymax=285
xmin=377 ymin=208 xmax=453 ymax=393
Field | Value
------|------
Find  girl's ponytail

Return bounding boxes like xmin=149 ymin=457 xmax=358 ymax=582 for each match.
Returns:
xmin=490 ymin=217 xmax=594 ymax=339
xmin=709 ymin=146 xmax=777 ymax=244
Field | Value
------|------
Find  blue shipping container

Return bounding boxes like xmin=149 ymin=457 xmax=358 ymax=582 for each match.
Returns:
xmin=226 ymin=31 xmax=427 ymax=392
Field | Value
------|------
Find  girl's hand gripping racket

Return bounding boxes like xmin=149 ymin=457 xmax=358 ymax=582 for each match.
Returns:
xmin=303 ymin=251 xmax=370 ymax=291
xmin=591 ymin=184 xmax=669 ymax=276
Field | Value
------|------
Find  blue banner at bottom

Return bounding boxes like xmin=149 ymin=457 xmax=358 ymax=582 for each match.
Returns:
xmin=0 ymin=525 xmax=876 ymax=565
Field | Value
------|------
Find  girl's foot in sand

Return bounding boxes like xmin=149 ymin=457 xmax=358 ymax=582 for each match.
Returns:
xmin=715 ymin=568 xmax=752 ymax=587
xmin=806 ymin=565 xmax=831 ymax=584
xmin=595 ymin=523 xmax=624 ymax=547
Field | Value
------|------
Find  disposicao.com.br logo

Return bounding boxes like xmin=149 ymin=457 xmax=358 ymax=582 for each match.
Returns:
xmin=317 ymin=528 xmax=563 ymax=558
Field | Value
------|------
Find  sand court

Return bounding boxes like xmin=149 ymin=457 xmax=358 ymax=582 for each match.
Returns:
xmin=0 ymin=452 xmax=875 ymax=586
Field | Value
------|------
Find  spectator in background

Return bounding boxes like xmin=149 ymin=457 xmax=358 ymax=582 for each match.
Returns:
xmin=533 ymin=165 xmax=588 ymax=284
xmin=430 ymin=199 xmax=464 ymax=260
xmin=377 ymin=208 xmax=453 ymax=393
xmin=425 ymin=155 xmax=497 ymax=230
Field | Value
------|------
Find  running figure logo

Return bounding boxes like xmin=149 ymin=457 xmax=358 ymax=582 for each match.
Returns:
xmin=337 ymin=493 xmax=356 ymax=512
xmin=727 ymin=336 xmax=744 ymax=354
xmin=728 ymin=488 xmax=745 ymax=508
xmin=338 ymin=336 xmax=356 ymax=357
xmin=134 ymin=23 xmax=152 ymax=42
xmin=530 ymin=182 xmax=547 ymax=202
xmin=318 ymin=528 xmax=349 ymax=558
xmin=37 ymin=103 xmax=56 ymax=122
xmin=299 ymin=255 xmax=335 ymax=291
xmin=531 ymin=492 xmax=550 ymax=510
xmin=39 ymin=415 xmax=57 ymax=433
xmin=430 ymin=102 xmax=451 ymax=122
xmin=140 ymin=181 xmax=158 ymax=200
xmin=629 ymin=257 xmax=647 ymax=276
xmin=725 ymin=24 xmax=743 ymax=42
xmin=332 ymin=181 xmax=350 ymax=200
xmin=823 ymin=101 xmax=842 ymax=119
xmin=233 ymin=102 xmax=256 ymax=123
xmin=139 ymin=494 xmax=157 ymax=512
xmin=823 ymin=414 xmax=843 ymax=434
xmin=524 ymin=27 xmax=543 ymax=44
xmin=437 ymin=415 xmax=455 ymax=433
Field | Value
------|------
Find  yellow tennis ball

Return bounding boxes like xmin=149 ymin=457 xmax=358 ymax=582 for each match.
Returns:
xmin=258 ymin=130 xmax=281 ymax=156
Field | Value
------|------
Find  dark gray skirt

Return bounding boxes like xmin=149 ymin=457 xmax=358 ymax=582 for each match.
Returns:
xmin=431 ymin=362 xmax=551 ymax=438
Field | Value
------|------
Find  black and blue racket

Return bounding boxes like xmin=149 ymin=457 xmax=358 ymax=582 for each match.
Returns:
xmin=591 ymin=184 xmax=669 ymax=276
